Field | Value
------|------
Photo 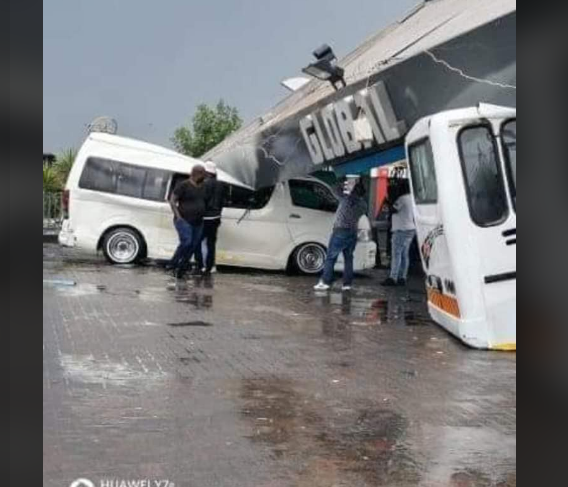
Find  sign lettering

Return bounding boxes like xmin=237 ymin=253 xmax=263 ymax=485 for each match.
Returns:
xmin=301 ymin=81 xmax=407 ymax=165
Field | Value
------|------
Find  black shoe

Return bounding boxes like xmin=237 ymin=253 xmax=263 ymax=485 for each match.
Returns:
xmin=174 ymin=268 xmax=186 ymax=279
xmin=381 ymin=278 xmax=398 ymax=287
xmin=397 ymin=279 xmax=407 ymax=287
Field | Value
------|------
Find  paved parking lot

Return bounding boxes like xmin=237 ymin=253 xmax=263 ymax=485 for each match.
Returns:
xmin=43 ymin=244 xmax=516 ymax=487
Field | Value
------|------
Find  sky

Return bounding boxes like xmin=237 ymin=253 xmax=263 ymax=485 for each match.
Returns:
xmin=43 ymin=0 xmax=419 ymax=153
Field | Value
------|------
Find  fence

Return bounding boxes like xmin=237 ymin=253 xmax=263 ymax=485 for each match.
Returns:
xmin=43 ymin=192 xmax=63 ymax=235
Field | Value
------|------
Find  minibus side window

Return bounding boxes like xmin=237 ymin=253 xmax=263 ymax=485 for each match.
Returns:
xmin=116 ymin=163 xmax=146 ymax=199
xmin=459 ymin=126 xmax=509 ymax=227
xmin=289 ymin=180 xmax=339 ymax=213
xmin=80 ymin=157 xmax=171 ymax=201
xmin=143 ymin=169 xmax=171 ymax=201
xmin=79 ymin=157 xmax=118 ymax=193
xmin=408 ymin=139 xmax=438 ymax=204
xmin=223 ymin=184 xmax=275 ymax=210
xmin=502 ymin=120 xmax=517 ymax=210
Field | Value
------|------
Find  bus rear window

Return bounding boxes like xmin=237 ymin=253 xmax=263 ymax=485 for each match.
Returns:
xmin=459 ymin=126 xmax=509 ymax=227
xmin=408 ymin=139 xmax=438 ymax=204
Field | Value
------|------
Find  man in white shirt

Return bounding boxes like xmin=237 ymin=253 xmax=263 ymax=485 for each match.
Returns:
xmin=382 ymin=181 xmax=416 ymax=287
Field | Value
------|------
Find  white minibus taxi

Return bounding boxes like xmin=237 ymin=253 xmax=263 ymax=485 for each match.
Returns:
xmin=59 ymin=133 xmax=376 ymax=275
xmin=406 ymin=104 xmax=516 ymax=350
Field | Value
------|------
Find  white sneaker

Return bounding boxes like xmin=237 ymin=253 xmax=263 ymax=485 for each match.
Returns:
xmin=342 ymin=285 xmax=352 ymax=292
xmin=211 ymin=266 xmax=218 ymax=274
xmin=314 ymin=282 xmax=331 ymax=291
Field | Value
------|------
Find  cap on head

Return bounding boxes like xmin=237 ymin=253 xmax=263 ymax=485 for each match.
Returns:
xmin=205 ymin=161 xmax=218 ymax=175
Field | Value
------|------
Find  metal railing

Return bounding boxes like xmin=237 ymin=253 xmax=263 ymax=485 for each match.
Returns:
xmin=43 ymin=192 xmax=63 ymax=234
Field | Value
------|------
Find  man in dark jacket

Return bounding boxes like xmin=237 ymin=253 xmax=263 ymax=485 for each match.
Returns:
xmin=169 ymin=165 xmax=208 ymax=279
xmin=196 ymin=161 xmax=226 ymax=275
xmin=314 ymin=178 xmax=367 ymax=292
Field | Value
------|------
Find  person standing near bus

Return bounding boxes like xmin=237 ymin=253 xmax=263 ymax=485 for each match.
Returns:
xmin=314 ymin=179 xmax=367 ymax=292
xmin=169 ymin=165 xmax=208 ymax=279
xmin=382 ymin=180 xmax=416 ymax=287
xmin=196 ymin=161 xmax=225 ymax=275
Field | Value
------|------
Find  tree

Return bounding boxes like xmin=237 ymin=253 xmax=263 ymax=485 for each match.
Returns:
xmin=42 ymin=148 xmax=78 ymax=192
xmin=172 ymin=100 xmax=243 ymax=158
xmin=55 ymin=148 xmax=78 ymax=186
xmin=43 ymin=165 xmax=62 ymax=193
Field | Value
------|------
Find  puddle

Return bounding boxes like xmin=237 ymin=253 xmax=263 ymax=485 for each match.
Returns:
xmin=179 ymin=356 xmax=201 ymax=365
xmin=167 ymin=321 xmax=213 ymax=328
xmin=52 ymin=283 xmax=102 ymax=297
xmin=322 ymin=316 xmax=353 ymax=344
xmin=239 ymin=377 xmax=421 ymax=485
xmin=252 ymin=306 xmax=301 ymax=319
xmin=43 ymin=278 xmax=77 ymax=287
xmin=174 ymin=293 xmax=214 ymax=310
xmin=240 ymin=378 xmax=303 ymax=451
xmin=245 ymin=283 xmax=288 ymax=294
xmin=59 ymin=354 xmax=165 ymax=387
xmin=241 ymin=333 xmax=284 ymax=341
xmin=403 ymin=311 xmax=431 ymax=327
xmin=445 ymin=469 xmax=516 ymax=487
xmin=416 ymin=426 xmax=517 ymax=487
xmin=316 ymin=409 xmax=422 ymax=486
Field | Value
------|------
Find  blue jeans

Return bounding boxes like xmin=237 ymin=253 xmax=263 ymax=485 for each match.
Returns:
xmin=322 ymin=229 xmax=358 ymax=286
xmin=390 ymin=230 xmax=416 ymax=281
xmin=170 ymin=218 xmax=204 ymax=273
xmin=195 ymin=219 xmax=221 ymax=271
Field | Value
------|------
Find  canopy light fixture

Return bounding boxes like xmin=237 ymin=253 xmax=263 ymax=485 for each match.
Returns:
xmin=302 ymin=44 xmax=346 ymax=91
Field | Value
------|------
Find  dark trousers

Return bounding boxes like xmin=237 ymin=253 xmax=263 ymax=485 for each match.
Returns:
xmin=196 ymin=219 xmax=221 ymax=271
xmin=321 ymin=229 xmax=358 ymax=286
xmin=170 ymin=218 xmax=203 ymax=274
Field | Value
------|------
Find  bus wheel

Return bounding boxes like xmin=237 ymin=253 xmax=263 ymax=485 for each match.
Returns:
xmin=292 ymin=243 xmax=326 ymax=275
xmin=103 ymin=228 xmax=145 ymax=265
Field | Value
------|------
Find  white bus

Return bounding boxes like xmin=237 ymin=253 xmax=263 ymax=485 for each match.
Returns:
xmin=406 ymin=104 xmax=516 ymax=350
xmin=59 ymin=133 xmax=376 ymax=274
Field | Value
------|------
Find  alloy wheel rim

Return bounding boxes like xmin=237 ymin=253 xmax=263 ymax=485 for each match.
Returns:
xmin=107 ymin=232 xmax=139 ymax=264
xmin=298 ymin=244 xmax=326 ymax=273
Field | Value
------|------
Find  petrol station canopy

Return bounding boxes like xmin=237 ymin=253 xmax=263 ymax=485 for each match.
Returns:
xmin=203 ymin=0 xmax=517 ymax=189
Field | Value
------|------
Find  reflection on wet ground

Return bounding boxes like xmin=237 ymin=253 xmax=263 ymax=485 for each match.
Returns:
xmin=240 ymin=377 xmax=421 ymax=486
xmin=43 ymin=245 xmax=516 ymax=487
xmin=167 ymin=321 xmax=213 ymax=328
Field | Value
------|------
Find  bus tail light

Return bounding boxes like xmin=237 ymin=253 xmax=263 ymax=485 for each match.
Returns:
xmin=62 ymin=190 xmax=70 ymax=217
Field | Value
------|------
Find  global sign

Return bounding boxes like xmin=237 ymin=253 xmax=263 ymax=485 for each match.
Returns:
xmin=299 ymin=81 xmax=408 ymax=165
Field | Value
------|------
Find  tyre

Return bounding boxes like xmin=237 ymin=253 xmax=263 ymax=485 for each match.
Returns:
xmin=102 ymin=227 xmax=145 ymax=265
xmin=291 ymin=243 xmax=327 ymax=275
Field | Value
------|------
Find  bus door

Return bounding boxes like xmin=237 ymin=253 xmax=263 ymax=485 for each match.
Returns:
xmin=407 ymin=138 xmax=459 ymax=331
xmin=457 ymin=119 xmax=517 ymax=348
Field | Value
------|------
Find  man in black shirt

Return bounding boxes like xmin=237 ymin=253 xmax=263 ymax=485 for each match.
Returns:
xmin=196 ymin=161 xmax=225 ymax=275
xmin=169 ymin=165 xmax=208 ymax=278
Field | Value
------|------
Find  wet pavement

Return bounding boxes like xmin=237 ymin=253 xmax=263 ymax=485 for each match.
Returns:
xmin=43 ymin=244 xmax=516 ymax=487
